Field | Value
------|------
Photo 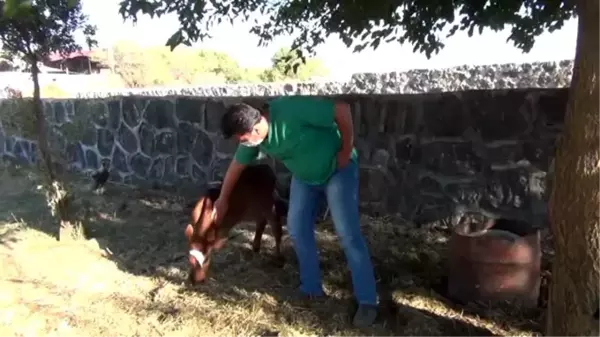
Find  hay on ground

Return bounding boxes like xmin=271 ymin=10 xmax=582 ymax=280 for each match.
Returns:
xmin=0 ymin=167 xmax=545 ymax=336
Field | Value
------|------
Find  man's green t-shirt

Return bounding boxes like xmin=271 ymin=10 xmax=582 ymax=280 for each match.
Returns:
xmin=233 ymin=96 xmax=358 ymax=185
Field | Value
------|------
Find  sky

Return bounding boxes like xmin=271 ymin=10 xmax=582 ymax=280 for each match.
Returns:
xmin=80 ymin=0 xmax=578 ymax=80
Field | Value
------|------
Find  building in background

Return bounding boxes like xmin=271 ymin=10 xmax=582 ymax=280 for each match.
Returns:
xmin=44 ymin=50 xmax=108 ymax=74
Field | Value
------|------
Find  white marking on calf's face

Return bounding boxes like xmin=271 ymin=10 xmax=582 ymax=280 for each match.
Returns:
xmin=189 ymin=249 xmax=205 ymax=267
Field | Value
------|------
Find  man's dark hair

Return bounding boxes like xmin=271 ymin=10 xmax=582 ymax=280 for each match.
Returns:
xmin=220 ymin=103 xmax=262 ymax=139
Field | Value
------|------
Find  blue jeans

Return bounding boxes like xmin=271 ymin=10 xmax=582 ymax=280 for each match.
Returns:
xmin=287 ymin=159 xmax=378 ymax=306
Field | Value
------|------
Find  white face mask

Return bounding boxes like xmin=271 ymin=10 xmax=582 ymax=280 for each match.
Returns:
xmin=240 ymin=139 xmax=263 ymax=147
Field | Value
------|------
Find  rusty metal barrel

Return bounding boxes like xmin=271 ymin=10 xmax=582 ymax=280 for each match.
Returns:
xmin=447 ymin=217 xmax=542 ymax=308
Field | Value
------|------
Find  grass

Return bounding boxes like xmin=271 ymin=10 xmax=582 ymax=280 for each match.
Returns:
xmin=0 ymin=165 xmax=547 ymax=336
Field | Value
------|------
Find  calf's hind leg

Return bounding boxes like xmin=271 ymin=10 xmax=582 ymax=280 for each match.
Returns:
xmin=252 ymin=219 xmax=267 ymax=253
xmin=269 ymin=214 xmax=285 ymax=268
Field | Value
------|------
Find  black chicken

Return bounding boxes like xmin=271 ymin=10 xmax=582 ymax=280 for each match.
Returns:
xmin=92 ymin=163 xmax=110 ymax=191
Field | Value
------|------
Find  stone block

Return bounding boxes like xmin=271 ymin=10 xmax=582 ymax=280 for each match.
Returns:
xmin=0 ymin=129 xmax=4 ymax=155
xmin=107 ymin=100 xmax=121 ymax=130
xmin=359 ymin=167 xmax=389 ymax=204
xmin=191 ymin=130 xmax=214 ymax=167
xmin=155 ymin=131 xmax=176 ymax=155
xmin=371 ymin=148 xmax=390 ymax=169
xmin=8 ymin=138 xmax=20 ymax=156
xmin=177 ymin=121 xmax=197 ymax=154
xmin=42 ymin=101 xmax=53 ymax=120
xmin=12 ymin=140 xmax=29 ymax=163
xmin=111 ymin=145 xmax=129 ymax=174
xmin=85 ymin=149 xmax=99 ymax=169
xmin=464 ymin=90 xmax=532 ymax=141
xmin=482 ymin=168 xmax=531 ymax=212
xmin=138 ymin=123 xmax=155 ymax=156
xmin=210 ymin=156 xmax=231 ymax=182
xmin=395 ymin=137 xmax=419 ymax=165
xmin=121 ymin=97 xmax=145 ymax=127
xmin=214 ymin=136 xmax=237 ymax=155
xmin=130 ymin=152 xmax=152 ymax=177
xmin=163 ymin=156 xmax=178 ymax=184
xmin=81 ymin=128 xmax=97 ymax=146
xmin=204 ymin=99 xmax=226 ymax=133
xmin=96 ymin=128 xmax=115 ymax=157
xmin=148 ymin=157 xmax=165 ymax=181
xmin=191 ymin=164 xmax=207 ymax=183
xmin=88 ymin=101 xmax=109 ymax=128
xmin=53 ymin=101 xmax=67 ymax=124
xmin=422 ymin=92 xmax=466 ymax=137
xmin=356 ymin=97 xmax=384 ymax=139
xmin=382 ymin=99 xmax=420 ymax=135
xmin=418 ymin=176 xmax=445 ymax=197
xmin=29 ymin=142 xmax=38 ymax=163
xmin=522 ymin=138 xmax=556 ymax=171
xmin=536 ymin=89 xmax=568 ymax=127
xmin=175 ymin=155 xmax=191 ymax=177
xmin=421 ymin=141 xmax=483 ymax=176
xmin=66 ymin=142 xmax=85 ymax=168
xmin=117 ymin=123 xmax=139 ymax=153
xmin=444 ymin=181 xmax=484 ymax=208
xmin=486 ymin=142 xmax=524 ymax=166
xmin=176 ymin=97 xmax=205 ymax=124
xmin=145 ymin=99 xmax=176 ymax=129
xmin=412 ymin=195 xmax=454 ymax=225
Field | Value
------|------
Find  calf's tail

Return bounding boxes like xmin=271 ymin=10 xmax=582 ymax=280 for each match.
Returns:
xmin=272 ymin=189 xmax=289 ymax=220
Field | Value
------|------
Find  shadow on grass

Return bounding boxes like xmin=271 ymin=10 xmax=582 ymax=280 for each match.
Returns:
xmin=0 ymin=167 xmax=544 ymax=336
xmin=86 ymin=190 xmax=504 ymax=335
xmin=0 ymin=165 xmax=55 ymax=245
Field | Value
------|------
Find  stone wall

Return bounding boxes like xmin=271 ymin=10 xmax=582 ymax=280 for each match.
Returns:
xmin=0 ymin=60 xmax=572 ymax=225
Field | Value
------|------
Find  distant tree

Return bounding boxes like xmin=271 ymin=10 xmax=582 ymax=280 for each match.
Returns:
xmin=0 ymin=47 xmax=13 ymax=70
xmin=117 ymin=0 xmax=598 ymax=335
xmin=0 ymin=0 xmax=97 ymax=241
xmin=195 ymin=49 xmax=248 ymax=83
xmin=91 ymin=41 xmax=162 ymax=87
xmin=260 ymin=47 xmax=328 ymax=82
xmin=91 ymin=42 xmax=257 ymax=87
xmin=90 ymin=43 xmax=327 ymax=87
xmin=82 ymin=24 xmax=97 ymax=73
xmin=0 ymin=47 xmax=28 ymax=70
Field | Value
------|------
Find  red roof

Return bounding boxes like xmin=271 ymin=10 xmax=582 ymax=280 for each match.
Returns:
xmin=47 ymin=50 xmax=92 ymax=62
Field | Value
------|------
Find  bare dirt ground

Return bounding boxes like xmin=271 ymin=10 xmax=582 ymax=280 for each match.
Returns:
xmin=0 ymin=166 xmax=546 ymax=336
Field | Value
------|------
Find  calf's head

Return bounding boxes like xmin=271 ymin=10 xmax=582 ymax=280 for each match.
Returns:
xmin=184 ymin=196 xmax=228 ymax=284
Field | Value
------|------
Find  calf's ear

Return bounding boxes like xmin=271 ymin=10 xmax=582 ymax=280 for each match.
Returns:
xmin=184 ymin=224 xmax=194 ymax=239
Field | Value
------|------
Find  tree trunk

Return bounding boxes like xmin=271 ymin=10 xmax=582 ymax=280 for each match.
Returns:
xmin=31 ymin=59 xmax=55 ymax=181
xmin=31 ymin=59 xmax=83 ymax=241
xmin=545 ymin=0 xmax=599 ymax=335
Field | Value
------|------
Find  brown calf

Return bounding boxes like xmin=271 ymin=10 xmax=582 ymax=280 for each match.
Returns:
xmin=184 ymin=164 xmax=287 ymax=284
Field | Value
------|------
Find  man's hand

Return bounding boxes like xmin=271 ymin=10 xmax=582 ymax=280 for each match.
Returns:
xmin=333 ymin=101 xmax=354 ymax=169
xmin=212 ymin=197 xmax=228 ymax=224
xmin=337 ymin=148 xmax=351 ymax=168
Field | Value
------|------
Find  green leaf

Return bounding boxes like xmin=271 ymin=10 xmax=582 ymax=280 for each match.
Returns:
xmin=166 ymin=31 xmax=183 ymax=51
xmin=2 ymin=0 xmax=30 ymax=18
xmin=67 ymin=0 xmax=79 ymax=9
xmin=292 ymin=62 xmax=300 ymax=74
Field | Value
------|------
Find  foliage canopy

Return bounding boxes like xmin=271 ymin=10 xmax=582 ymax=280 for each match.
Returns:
xmin=117 ymin=0 xmax=576 ymax=62
xmin=0 ymin=0 xmax=96 ymax=61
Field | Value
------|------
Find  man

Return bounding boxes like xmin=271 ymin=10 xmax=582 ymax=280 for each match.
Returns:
xmin=213 ymin=96 xmax=378 ymax=327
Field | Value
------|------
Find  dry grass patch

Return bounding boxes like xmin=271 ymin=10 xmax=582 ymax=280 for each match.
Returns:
xmin=0 ymin=166 xmax=544 ymax=336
